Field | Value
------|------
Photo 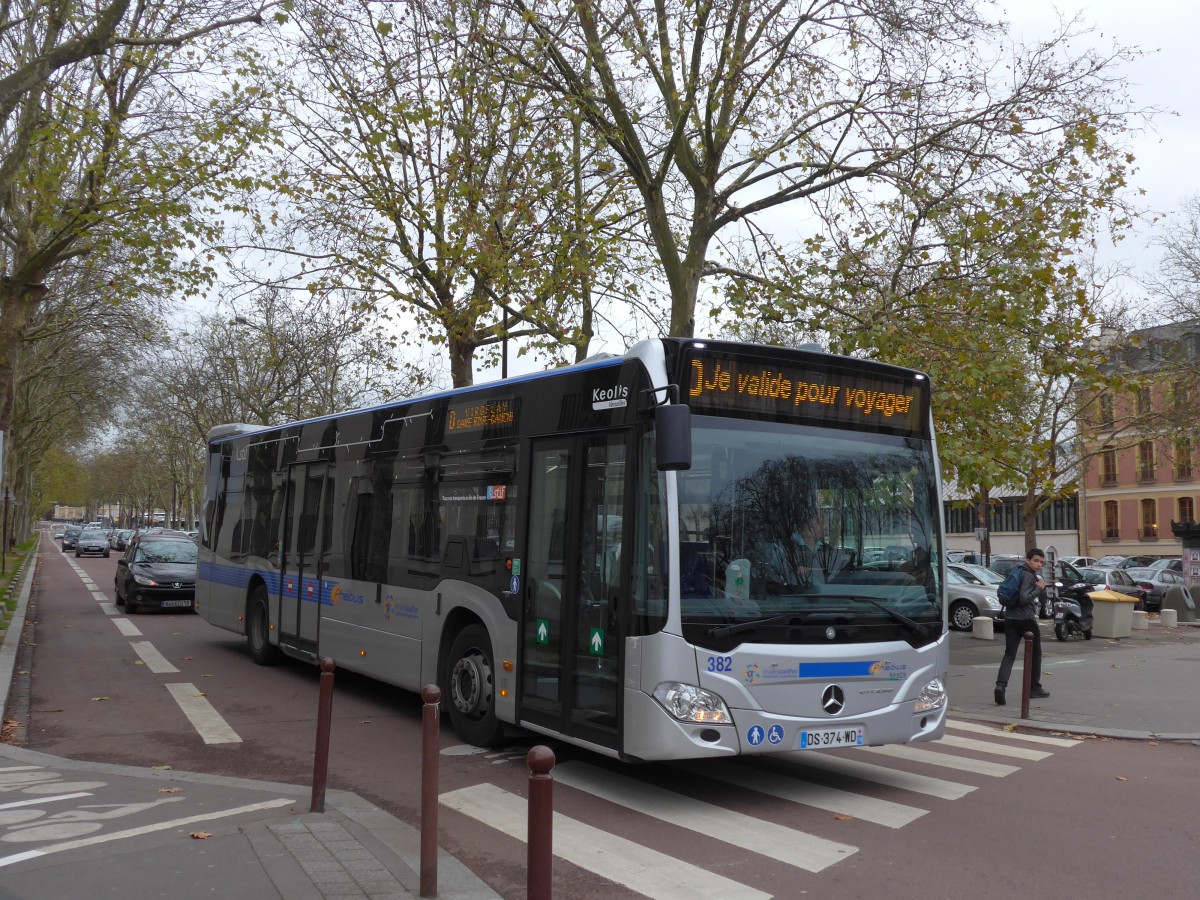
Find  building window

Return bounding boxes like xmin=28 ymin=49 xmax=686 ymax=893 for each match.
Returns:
xmin=1101 ymin=448 xmax=1118 ymax=486
xmin=1180 ymin=497 xmax=1195 ymax=525
xmin=1103 ymin=500 xmax=1119 ymax=540
xmin=1132 ymin=386 xmax=1152 ymax=417
xmin=1098 ymin=394 xmax=1115 ymax=428
xmin=1139 ymin=498 xmax=1158 ymax=540
xmin=1138 ymin=441 xmax=1156 ymax=481
xmin=1176 ymin=439 xmax=1194 ymax=480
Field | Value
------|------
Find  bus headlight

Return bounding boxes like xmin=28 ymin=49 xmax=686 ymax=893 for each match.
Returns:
xmin=652 ymin=682 xmax=732 ymax=724
xmin=912 ymin=677 xmax=947 ymax=713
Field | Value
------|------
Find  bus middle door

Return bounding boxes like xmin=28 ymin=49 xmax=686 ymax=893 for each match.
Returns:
xmin=279 ymin=462 xmax=329 ymax=656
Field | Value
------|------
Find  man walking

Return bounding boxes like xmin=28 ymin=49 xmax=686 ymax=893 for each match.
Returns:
xmin=995 ymin=548 xmax=1051 ymax=705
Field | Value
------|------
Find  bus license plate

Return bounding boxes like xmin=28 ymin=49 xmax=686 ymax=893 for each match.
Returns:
xmin=161 ymin=599 xmax=192 ymax=608
xmin=799 ymin=726 xmax=864 ymax=749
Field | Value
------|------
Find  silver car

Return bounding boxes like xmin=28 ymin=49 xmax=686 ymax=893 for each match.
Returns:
xmin=75 ymin=529 xmax=111 ymax=558
xmin=946 ymin=566 xmax=1004 ymax=631
xmin=1124 ymin=567 xmax=1187 ymax=613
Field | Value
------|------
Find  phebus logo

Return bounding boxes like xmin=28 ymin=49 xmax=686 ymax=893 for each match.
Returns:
xmin=592 ymin=384 xmax=629 ymax=411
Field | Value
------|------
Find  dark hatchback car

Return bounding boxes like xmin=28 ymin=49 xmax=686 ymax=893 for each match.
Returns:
xmin=114 ymin=533 xmax=197 ymax=614
xmin=75 ymin=529 xmax=111 ymax=558
xmin=61 ymin=524 xmax=82 ymax=551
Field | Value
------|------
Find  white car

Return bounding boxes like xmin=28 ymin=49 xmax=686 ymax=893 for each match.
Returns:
xmin=1060 ymin=556 xmax=1098 ymax=568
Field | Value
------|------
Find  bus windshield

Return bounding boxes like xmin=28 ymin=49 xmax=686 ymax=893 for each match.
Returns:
xmin=676 ymin=418 xmax=942 ymax=649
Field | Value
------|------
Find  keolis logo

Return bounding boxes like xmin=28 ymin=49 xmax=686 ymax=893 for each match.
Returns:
xmin=592 ymin=384 xmax=629 ymax=411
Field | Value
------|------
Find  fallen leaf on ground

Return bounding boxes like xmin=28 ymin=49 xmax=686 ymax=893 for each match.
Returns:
xmin=1002 ymin=723 xmax=1018 ymax=732
xmin=201 ymin=673 xmax=213 ymax=678
xmin=158 ymin=788 xmax=182 ymax=794
xmin=90 ymin=697 xmax=108 ymax=701
xmin=834 ymin=814 xmax=854 ymax=821
xmin=190 ymin=832 xmax=211 ymax=840
xmin=1116 ymin=776 xmax=1129 ymax=781
xmin=360 ymin=720 xmax=371 ymax=725
xmin=132 ymin=660 xmax=145 ymax=666
xmin=182 ymin=657 xmax=193 ymax=660
xmin=192 ymin=692 xmax=206 ymax=697
xmin=151 ymin=765 xmax=173 ymax=771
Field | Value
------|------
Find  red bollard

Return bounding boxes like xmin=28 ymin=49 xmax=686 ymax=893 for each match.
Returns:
xmin=1020 ymin=632 xmax=1033 ymax=719
xmin=311 ymin=657 xmax=336 ymax=813
xmin=527 ymin=745 xmax=555 ymax=900
xmin=420 ymin=684 xmax=441 ymax=899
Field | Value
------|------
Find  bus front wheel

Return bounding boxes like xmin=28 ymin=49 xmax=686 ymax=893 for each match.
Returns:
xmin=443 ymin=624 xmax=503 ymax=747
xmin=247 ymin=588 xmax=283 ymax=666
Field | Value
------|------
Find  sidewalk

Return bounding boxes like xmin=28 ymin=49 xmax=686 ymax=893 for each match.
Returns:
xmin=0 ymin=550 xmax=500 ymax=900
xmin=947 ymin=615 xmax=1200 ymax=740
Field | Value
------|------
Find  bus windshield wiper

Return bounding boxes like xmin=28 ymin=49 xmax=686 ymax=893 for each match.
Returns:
xmin=816 ymin=594 xmax=931 ymax=640
xmin=708 ymin=612 xmax=811 ymax=639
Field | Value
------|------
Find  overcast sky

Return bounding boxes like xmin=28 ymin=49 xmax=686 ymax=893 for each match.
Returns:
xmin=1006 ymin=0 xmax=1200 ymax=289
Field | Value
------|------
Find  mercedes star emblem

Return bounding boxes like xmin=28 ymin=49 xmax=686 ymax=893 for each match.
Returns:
xmin=822 ymin=684 xmax=846 ymax=716
xmin=825 ymin=626 xmax=836 ymax=640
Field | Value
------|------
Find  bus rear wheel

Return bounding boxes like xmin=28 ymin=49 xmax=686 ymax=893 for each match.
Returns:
xmin=443 ymin=624 xmax=503 ymax=747
xmin=247 ymin=588 xmax=283 ymax=666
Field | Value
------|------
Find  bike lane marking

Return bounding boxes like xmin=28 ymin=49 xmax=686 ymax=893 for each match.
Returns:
xmin=130 ymin=641 xmax=179 ymax=674
xmin=945 ymin=720 xmax=1081 ymax=747
xmin=0 ymin=798 xmax=294 ymax=869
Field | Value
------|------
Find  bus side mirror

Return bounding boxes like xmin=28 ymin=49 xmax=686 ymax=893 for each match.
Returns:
xmin=655 ymin=403 xmax=692 ymax=471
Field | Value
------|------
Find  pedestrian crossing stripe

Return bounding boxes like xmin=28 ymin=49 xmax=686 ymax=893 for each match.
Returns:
xmin=553 ymin=761 xmax=856 ymax=872
xmin=441 ymin=717 xmax=1073 ymax=896
xmin=440 ymin=783 xmax=774 ymax=900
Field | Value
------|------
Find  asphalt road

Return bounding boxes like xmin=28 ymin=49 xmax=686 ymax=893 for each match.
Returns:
xmin=11 ymin=535 xmax=1200 ymax=899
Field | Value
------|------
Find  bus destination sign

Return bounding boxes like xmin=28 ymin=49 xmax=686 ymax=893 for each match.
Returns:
xmin=684 ymin=352 xmax=925 ymax=435
xmin=446 ymin=397 xmax=519 ymax=436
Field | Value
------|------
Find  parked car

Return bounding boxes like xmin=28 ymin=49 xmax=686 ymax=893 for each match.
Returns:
xmin=112 ymin=529 xmax=135 ymax=551
xmin=61 ymin=524 xmax=82 ymax=551
xmin=946 ymin=566 xmax=1005 ymax=631
xmin=1124 ymin=567 xmax=1188 ymax=613
xmin=1060 ymin=556 xmax=1098 ymax=568
xmin=986 ymin=555 xmax=1025 ymax=577
xmin=114 ymin=533 xmax=197 ymax=614
xmin=948 ymin=562 xmax=1005 ymax=587
xmin=75 ymin=529 xmax=111 ymax=558
xmin=1093 ymin=554 xmax=1157 ymax=570
xmin=1078 ymin=566 xmax=1146 ymax=605
xmin=1149 ymin=558 xmax=1183 ymax=573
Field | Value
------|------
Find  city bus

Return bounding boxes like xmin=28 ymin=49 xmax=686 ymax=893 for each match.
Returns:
xmin=197 ymin=338 xmax=948 ymax=761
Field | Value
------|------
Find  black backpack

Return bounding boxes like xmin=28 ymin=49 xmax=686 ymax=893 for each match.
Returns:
xmin=997 ymin=566 xmax=1024 ymax=606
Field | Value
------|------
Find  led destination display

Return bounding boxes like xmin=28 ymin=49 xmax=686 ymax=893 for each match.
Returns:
xmin=683 ymin=351 xmax=926 ymax=436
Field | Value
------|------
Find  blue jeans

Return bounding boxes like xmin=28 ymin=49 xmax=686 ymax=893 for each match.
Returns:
xmin=997 ymin=617 xmax=1042 ymax=690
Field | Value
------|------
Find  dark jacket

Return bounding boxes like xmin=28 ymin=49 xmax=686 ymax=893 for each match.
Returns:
xmin=1006 ymin=563 xmax=1041 ymax=621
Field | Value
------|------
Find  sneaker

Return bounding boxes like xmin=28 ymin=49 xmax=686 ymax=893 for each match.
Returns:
xmin=1030 ymin=687 xmax=1050 ymax=699
xmin=994 ymin=687 xmax=1006 ymax=705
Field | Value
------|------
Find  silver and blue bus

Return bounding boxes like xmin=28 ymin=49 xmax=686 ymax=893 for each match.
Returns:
xmin=197 ymin=338 xmax=948 ymax=761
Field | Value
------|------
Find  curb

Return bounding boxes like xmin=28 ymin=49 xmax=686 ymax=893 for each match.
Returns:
xmin=0 ymin=550 xmax=37 ymax=723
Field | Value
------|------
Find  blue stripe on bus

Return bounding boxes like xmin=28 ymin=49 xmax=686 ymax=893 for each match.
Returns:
xmin=796 ymin=662 xmax=880 ymax=678
xmin=200 ymin=562 xmax=348 ymax=607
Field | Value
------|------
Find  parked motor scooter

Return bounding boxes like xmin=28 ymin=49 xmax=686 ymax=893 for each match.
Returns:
xmin=1053 ymin=584 xmax=1095 ymax=641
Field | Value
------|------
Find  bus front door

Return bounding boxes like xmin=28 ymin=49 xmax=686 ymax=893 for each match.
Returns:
xmin=521 ymin=434 xmax=629 ymax=752
xmin=279 ymin=462 xmax=329 ymax=656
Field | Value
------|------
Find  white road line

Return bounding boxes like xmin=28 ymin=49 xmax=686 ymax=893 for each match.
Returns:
xmin=675 ymin=760 xmax=926 ymax=828
xmin=129 ymin=641 xmax=179 ymax=674
xmin=99 ymin=603 xmax=118 ymax=617
xmin=935 ymin=735 xmax=1051 ymax=761
xmin=0 ymin=792 xmax=93 ymax=810
xmin=111 ymin=619 xmax=142 ymax=638
xmin=554 ymin=761 xmax=856 ymax=873
xmin=164 ymin=683 xmax=242 ymax=745
xmin=858 ymin=745 xmax=1020 ymax=777
xmin=90 ymin=591 xmax=108 ymax=603
xmin=81 ymin=580 xmax=98 ymax=591
xmin=779 ymin=752 xmax=977 ymax=800
xmin=0 ymin=798 xmax=293 ymax=869
xmin=440 ymin=784 xmax=772 ymax=900
xmin=946 ymin=720 xmax=1081 ymax=747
